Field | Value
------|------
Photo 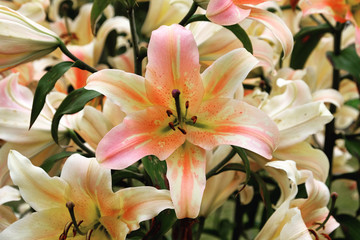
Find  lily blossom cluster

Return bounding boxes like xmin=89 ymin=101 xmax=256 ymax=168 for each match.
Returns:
xmin=0 ymin=0 xmax=359 ymax=239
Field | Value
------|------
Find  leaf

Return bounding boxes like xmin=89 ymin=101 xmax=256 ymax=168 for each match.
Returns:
xmin=290 ymin=24 xmax=333 ymax=69
xmin=186 ymin=14 xmax=253 ymax=54
xmin=30 ymin=61 xmax=77 ymax=129
xmin=143 ymin=209 xmax=177 ymax=240
xmin=335 ymin=214 xmax=360 ymax=239
xmin=345 ymin=99 xmax=360 ymax=109
xmin=40 ymin=151 xmax=76 ymax=172
xmin=328 ymin=45 xmax=360 ymax=83
xmin=345 ymin=137 xmax=360 ymax=159
xmin=253 ymin=172 xmax=273 ymax=219
xmin=232 ymin=146 xmax=251 ymax=185
xmin=141 ymin=155 xmax=168 ymax=189
xmin=90 ymin=0 xmax=111 ymax=34
xmin=111 ymin=169 xmax=144 ymax=184
xmin=51 ymin=88 xmax=101 ymax=144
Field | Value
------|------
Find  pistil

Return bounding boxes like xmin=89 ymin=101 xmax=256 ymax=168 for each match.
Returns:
xmin=172 ymin=89 xmax=182 ymax=124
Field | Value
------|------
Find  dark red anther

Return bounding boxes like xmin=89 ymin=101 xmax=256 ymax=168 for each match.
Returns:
xmin=169 ymin=122 xmax=176 ymax=131
xmin=166 ymin=110 xmax=173 ymax=117
xmin=59 ymin=233 xmax=67 ymax=240
xmin=178 ymin=127 xmax=187 ymax=135
xmin=191 ymin=116 xmax=197 ymax=124
xmin=86 ymin=229 xmax=94 ymax=240
xmin=321 ymin=233 xmax=331 ymax=240
xmin=308 ymin=229 xmax=319 ymax=240
xmin=185 ymin=101 xmax=189 ymax=109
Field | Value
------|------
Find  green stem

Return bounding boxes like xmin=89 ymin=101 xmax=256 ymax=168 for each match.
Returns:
xmin=206 ymin=149 xmax=236 ymax=179
xmin=127 ymin=7 xmax=142 ymax=76
xmin=232 ymin=195 xmax=243 ymax=240
xmin=323 ymin=22 xmax=344 ymax=186
xmin=179 ymin=2 xmax=198 ymax=26
xmin=67 ymin=130 xmax=95 ymax=157
xmin=195 ymin=217 xmax=205 ymax=240
xmin=58 ymin=41 xmax=97 ymax=73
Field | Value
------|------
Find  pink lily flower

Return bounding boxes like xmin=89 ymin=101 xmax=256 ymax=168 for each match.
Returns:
xmin=85 ymin=24 xmax=279 ymax=219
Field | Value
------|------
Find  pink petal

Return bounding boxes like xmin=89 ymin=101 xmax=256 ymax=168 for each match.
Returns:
xmin=206 ymin=0 xmax=251 ymax=25
xmin=201 ymin=48 xmax=258 ymax=101
xmin=245 ymin=5 xmax=294 ymax=59
xmin=187 ymin=98 xmax=279 ymax=159
xmin=145 ymin=24 xmax=204 ymax=112
xmin=166 ymin=142 xmax=206 ymax=219
xmin=86 ymin=69 xmax=152 ymax=113
xmin=96 ymin=106 xmax=186 ymax=169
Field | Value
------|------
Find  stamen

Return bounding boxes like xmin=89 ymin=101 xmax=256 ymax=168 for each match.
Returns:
xmin=169 ymin=122 xmax=176 ymax=131
xmin=172 ymin=89 xmax=182 ymax=124
xmin=178 ymin=127 xmax=187 ymax=135
xmin=59 ymin=221 xmax=73 ymax=239
xmin=166 ymin=110 xmax=173 ymax=117
xmin=191 ymin=116 xmax=197 ymax=124
xmin=73 ymin=221 xmax=83 ymax=236
xmin=184 ymin=101 xmax=189 ymax=119
xmin=66 ymin=201 xmax=86 ymax=236
xmin=308 ymin=229 xmax=319 ymax=240
xmin=315 ymin=192 xmax=338 ymax=231
xmin=321 ymin=233 xmax=332 ymax=240
xmin=86 ymin=229 xmax=94 ymax=240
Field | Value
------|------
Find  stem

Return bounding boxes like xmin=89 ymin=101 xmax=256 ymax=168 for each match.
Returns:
xmin=67 ymin=130 xmax=95 ymax=157
xmin=206 ymin=149 xmax=236 ymax=179
xmin=195 ymin=217 xmax=205 ymax=240
xmin=232 ymin=195 xmax=243 ymax=240
xmin=58 ymin=42 xmax=97 ymax=73
xmin=179 ymin=2 xmax=198 ymax=26
xmin=127 ymin=7 xmax=142 ymax=76
xmin=323 ymin=22 xmax=344 ymax=186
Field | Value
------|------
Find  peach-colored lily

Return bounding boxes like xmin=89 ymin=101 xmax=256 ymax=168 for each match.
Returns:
xmin=205 ymin=0 xmax=294 ymax=58
xmin=0 ymin=150 xmax=174 ymax=239
xmin=85 ymin=24 xmax=279 ymax=218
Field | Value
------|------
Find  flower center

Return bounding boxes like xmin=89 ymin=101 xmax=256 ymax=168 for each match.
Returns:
xmin=167 ymin=89 xmax=197 ymax=135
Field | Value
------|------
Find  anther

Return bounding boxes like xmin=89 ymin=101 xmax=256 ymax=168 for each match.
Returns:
xmin=321 ymin=233 xmax=331 ymax=240
xmin=191 ymin=116 xmax=197 ymax=124
xmin=60 ymin=221 xmax=73 ymax=239
xmin=166 ymin=110 xmax=173 ymax=117
xmin=86 ymin=229 xmax=94 ymax=240
xmin=169 ymin=122 xmax=176 ymax=131
xmin=178 ymin=127 xmax=187 ymax=135
xmin=308 ymin=229 xmax=319 ymax=240
xmin=185 ymin=101 xmax=189 ymax=109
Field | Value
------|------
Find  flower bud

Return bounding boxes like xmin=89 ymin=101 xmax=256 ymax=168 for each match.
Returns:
xmin=0 ymin=6 xmax=60 ymax=71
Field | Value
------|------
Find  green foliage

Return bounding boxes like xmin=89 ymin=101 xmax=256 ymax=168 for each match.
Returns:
xmin=40 ymin=151 xmax=77 ymax=172
xmin=290 ymin=24 xmax=333 ymax=69
xmin=328 ymin=45 xmax=360 ymax=83
xmin=336 ymin=214 xmax=360 ymax=239
xmin=30 ymin=61 xmax=78 ymax=129
xmin=51 ymin=88 xmax=101 ymax=143
xmin=90 ymin=0 xmax=111 ymax=34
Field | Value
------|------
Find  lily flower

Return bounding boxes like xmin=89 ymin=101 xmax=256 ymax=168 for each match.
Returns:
xmin=0 ymin=150 xmax=174 ymax=239
xmin=0 ymin=6 xmax=60 ymax=71
xmin=85 ymin=24 xmax=279 ymax=218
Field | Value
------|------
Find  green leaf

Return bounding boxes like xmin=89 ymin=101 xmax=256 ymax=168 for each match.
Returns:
xmin=111 ymin=169 xmax=144 ymax=184
xmin=141 ymin=155 xmax=168 ymax=189
xmin=345 ymin=99 xmax=360 ymax=109
xmin=232 ymin=146 xmax=251 ymax=185
xmin=328 ymin=45 xmax=360 ymax=83
xmin=186 ymin=14 xmax=253 ymax=54
xmin=143 ymin=209 xmax=177 ymax=240
xmin=345 ymin=137 xmax=360 ymax=159
xmin=51 ymin=88 xmax=101 ymax=144
xmin=40 ymin=151 xmax=76 ymax=172
xmin=91 ymin=0 xmax=111 ymax=34
xmin=336 ymin=214 xmax=360 ymax=239
xmin=30 ymin=61 xmax=76 ymax=129
xmin=253 ymin=172 xmax=273 ymax=219
xmin=290 ymin=24 xmax=333 ymax=69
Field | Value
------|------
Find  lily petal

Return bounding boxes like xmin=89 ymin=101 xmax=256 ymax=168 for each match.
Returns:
xmin=7 ymin=150 xmax=68 ymax=211
xmin=96 ymin=106 xmax=186 ymax=169
xmin=245 ymin=5 xmax=294 ymax=59
xmin=187 ymin=98 xmax=279 ymax=159
xmin=206 ymin=0 xmax=251 ymax=26
xmin=145 ymin=24 xmax=204 ymax=111
xmin=117 ymin=186 xmax=174 ymax=230
xmin=201 ymin=48 xmax=258 ymax=101
xmin=166 ymin=142 xmax=206 ymax=218
xmin=86 ymin=69 xmax=152 ymax=113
